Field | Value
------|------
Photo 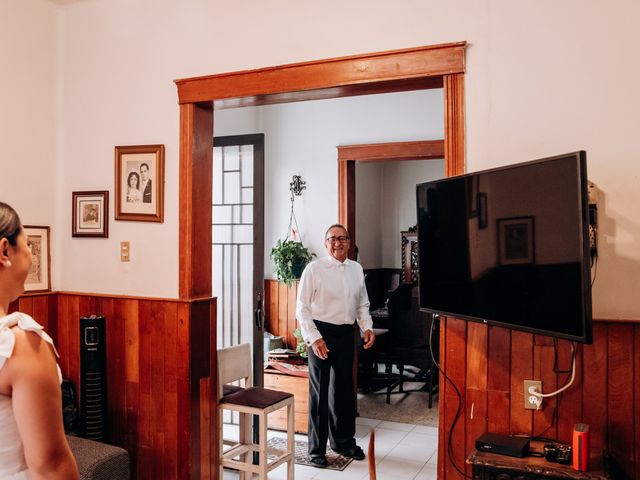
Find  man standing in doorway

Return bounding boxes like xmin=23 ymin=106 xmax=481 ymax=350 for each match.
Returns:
xmin=296 ymin=224 xmax=375 ymax=468
xmin=140 ymin=163 xmax=152 ymax=203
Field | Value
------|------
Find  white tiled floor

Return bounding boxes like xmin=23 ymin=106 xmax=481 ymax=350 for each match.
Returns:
xmin=222 ymin=417 xmax=438 ymax=480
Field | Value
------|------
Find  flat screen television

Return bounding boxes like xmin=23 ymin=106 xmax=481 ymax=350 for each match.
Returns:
xmin=416 ymin=151 xmax=593 ymax=344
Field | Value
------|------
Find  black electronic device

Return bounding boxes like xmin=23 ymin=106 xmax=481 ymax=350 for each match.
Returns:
xmin=80 ymin=315 xmax=107 ymax=440
xmin=544 ymin=442 xmax=572 ymax=465
xmin=416 ymin=151 xmax=593 ymax=344
xmin=476 ymin=432 xmax=530 ymax=458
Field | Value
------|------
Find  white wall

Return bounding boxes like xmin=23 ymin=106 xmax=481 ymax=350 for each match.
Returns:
xmin=1 ymin=0 xmax=58 ymax=245
xmin=48 ymin=0 xmax=640 ymax=319
xmin=215 ymin=90 xmax=444 ymax=277
xmin=356 ymin=160 xmax=445 ymax=269
xmin=355 ymin=163 xmax=383 ymax=268
xmin=379 ymin=160 xmax=445 ymax=267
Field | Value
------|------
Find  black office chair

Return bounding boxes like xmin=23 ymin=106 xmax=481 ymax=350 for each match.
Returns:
xmin=386 ymin=284 xmax=439 ymax=407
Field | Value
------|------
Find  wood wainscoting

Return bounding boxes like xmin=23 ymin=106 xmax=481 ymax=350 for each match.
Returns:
xmin=264 ymin=279 xmax=299 ymax=349
xmin=11 ymin=291 xmax=640 ymax=479
xmin=9 ymin=292 xmax=216 ymax=480
xmin=440 ymin=318 xmax=640 ymax=480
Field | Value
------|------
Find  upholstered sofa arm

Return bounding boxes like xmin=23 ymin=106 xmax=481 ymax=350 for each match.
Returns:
xmin=66 ymin=435 xmax=130 ymax=480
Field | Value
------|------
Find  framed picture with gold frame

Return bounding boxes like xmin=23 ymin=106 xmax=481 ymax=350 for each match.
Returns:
xmin=115 ymin=144 xmax=164 ymax=222
xmin=23 ymin=225 xmax=51 ymax=293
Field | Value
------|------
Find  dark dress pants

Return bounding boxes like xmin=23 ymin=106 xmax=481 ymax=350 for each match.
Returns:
xmin=307 ymin=320 xmax=357 ymax=458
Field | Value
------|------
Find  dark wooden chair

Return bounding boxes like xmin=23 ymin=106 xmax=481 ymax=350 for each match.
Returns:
xmin=385 ymin=284 xmax=439 ymax=408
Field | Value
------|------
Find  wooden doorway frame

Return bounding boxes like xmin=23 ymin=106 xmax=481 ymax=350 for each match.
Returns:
xmin=175 ymin=42 xmax=466 ymax=479
xmin=337 ymin=139 xmax=445 ymax=257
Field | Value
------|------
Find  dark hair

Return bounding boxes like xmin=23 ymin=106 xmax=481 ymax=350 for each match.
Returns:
xmin=140 ymin=163 xmax=149 ymax=172
xmin=0 ymin=201 xmax=22 ymax=246
xmin=324 ymin=223 xmax=349 ymax=239
xmin=128 ymin=171 xmax=141 ymax=188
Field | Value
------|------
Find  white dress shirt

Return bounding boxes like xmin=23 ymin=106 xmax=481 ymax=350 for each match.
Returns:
xmin=296 ymin=255 xmax=373 ymax=346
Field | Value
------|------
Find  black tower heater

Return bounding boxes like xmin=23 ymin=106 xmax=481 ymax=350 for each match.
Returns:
xmin=80 ymin=315 xmax=107 ymax=440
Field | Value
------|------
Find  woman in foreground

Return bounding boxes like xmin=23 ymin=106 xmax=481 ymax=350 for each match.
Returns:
xmin=0 ymin=201 xmax=79 ymax=479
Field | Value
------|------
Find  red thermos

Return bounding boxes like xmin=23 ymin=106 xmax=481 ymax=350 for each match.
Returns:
xmin=572 ymin=423 xmax=590 ymax=471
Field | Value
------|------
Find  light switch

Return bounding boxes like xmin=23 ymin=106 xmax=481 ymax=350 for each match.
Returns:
xmin=120 ymin=241 xmax=130 ymax=262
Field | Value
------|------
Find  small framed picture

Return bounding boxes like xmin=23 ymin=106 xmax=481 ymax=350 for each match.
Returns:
xmin=498 ymin=216 xmax=535 ymax=265
xmin=72 ymin=191 xmax=109 ymax=238
xmin=115 ymin=144 xmax=164 ymax=222
xmin=23 ymin=225 xmax=51 ymax=293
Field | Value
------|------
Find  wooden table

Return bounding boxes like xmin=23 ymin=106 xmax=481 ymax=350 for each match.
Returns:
xmin=263 ymin=370 xmax=309 ymax=434
xmin=467 ymin=441 xmax=610 ymax=479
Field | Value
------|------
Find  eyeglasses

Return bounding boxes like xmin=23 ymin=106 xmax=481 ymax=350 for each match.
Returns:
xmin=326 ymin=236 xmax=350 ymax=244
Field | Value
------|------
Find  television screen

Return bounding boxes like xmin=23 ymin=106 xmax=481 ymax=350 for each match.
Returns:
xmin=416 ymin=151 xmax=592 ymax=343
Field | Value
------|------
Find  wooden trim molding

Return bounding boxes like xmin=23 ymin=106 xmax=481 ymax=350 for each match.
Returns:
xmin=338 ymin=140 xmax=444 ymax=253
xmin=444 ymin=73 xmax=465 ymax=176
xmin=175 ymin=42 xmax=465 ymax=106
xmin=179 ymin=102 xmax=214 ymax=299
xmin=337 ymin=139 xmax=444 ymax=163
xmin=337 ymin=139 xmax=446 ymax=257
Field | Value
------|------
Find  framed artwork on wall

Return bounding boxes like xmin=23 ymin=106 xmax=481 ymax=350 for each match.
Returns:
xmin=114 ymin=144 xmax=164 ymax=222
xmin=498 ymin=216 xmax=535 ymax=265
xmin=72 ymin=190 xmax=109 ymax=238
xmin=23 ymin=225 xmax=51 ymax=293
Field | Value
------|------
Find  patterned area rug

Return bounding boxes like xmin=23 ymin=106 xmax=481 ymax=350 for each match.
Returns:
xmin=358 ymin=380 xmax=439 ymax=426
xmin=266 ymin=437 xmax=353 ymax=471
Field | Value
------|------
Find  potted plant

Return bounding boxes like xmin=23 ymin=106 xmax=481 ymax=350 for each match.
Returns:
xmin=293 ymin=328 xmax=308 ymax=359
xmin=271 ymin=239 xmax=314 ymax=286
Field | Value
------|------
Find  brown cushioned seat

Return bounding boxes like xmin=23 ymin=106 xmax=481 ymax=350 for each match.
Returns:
xmin=222 ymin=384 xmax=244 ymax=397
xmin=220 ymin=386 xmax=293 ymax=409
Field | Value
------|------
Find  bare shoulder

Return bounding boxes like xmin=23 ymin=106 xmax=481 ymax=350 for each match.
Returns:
xmin=0 ymin=326 xmax=58 ymax=388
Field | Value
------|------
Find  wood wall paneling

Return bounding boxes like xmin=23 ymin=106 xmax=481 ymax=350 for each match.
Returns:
xmin=443 ymin=318 xmax=467 ymax=479
xmin=486 ymin=326 xmax=511 ymax=435
xmin=582 ymin=323 xmax=607 ymax=459
xmin=465 ymin=322 xmax=487 ymax=477
xmin=437 ymin=319 xmax=640 ymax=480
xmin=264 ymin=279 xmax=299 ymax=349
xmin=10 ymin=293 xmax=216 ymax=480
xmin=607 ymin=324 xmax=634 ymax=478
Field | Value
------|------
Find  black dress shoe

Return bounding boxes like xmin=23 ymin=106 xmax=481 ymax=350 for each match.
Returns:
xmin=309 ymin=456 xmax=328 ymax=468
xmin=334 ymin=445 xmax=365 ymax=460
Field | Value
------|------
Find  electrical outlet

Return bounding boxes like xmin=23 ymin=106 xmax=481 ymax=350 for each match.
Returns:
xmin=524 ymin=380 xmax=542 ymax=409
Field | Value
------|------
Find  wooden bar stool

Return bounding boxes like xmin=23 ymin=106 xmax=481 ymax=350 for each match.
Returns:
xmin=218 ymin=343 xmax=295 ymax=480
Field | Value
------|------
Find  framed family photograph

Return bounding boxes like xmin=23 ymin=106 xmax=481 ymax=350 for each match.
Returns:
xmin=498 ymin=216 xmax=535 ymax=265
xmin=115 ymin=144 xmax=165 ymax=222
xmin=72 ymin=190 xmax=109 ymax=237
xmin=23 ymin=225 xmax=51 ymax=293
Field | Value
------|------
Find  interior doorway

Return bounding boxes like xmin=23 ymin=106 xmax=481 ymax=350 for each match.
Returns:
xmin=174 ymin=42 xmax=466 ymax=479
xmin=338 ymin=140 xmax=445 ymax=427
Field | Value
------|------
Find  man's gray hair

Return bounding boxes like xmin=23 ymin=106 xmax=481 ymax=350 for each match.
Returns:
xmin=324 ymin=224 xmax=349 ymax=239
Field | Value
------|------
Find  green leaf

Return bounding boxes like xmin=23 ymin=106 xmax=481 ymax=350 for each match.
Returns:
xmin=270 ymin=239 xmax=315 ymax=286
